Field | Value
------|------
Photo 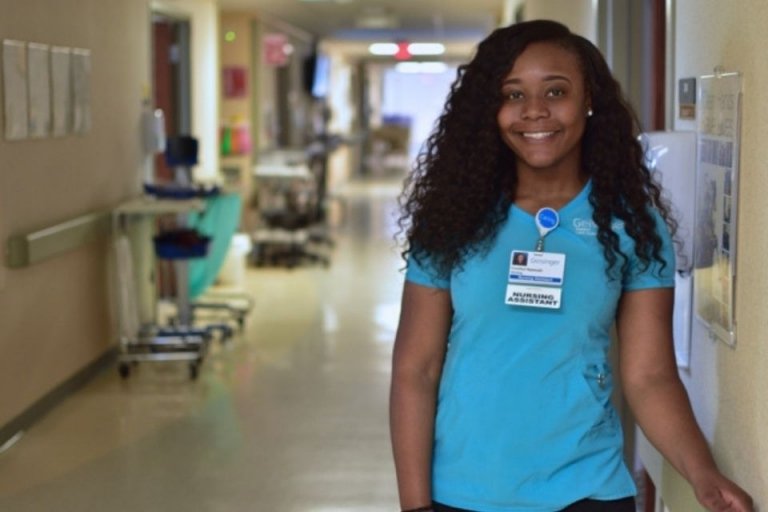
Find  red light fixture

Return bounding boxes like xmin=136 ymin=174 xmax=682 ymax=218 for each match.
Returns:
xmin=395 ymin=41 xmax=411 ymax=61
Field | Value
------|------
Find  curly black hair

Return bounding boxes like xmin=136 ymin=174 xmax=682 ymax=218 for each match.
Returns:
xmin=399 ymin=19 xmax=673 ymax=279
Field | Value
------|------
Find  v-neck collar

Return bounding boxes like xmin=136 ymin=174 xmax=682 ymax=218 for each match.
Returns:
xmin=510 ymin=179 xmax=592 ymax=219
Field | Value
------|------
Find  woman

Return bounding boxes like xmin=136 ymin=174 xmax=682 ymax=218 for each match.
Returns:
xmin=390 ymin=20 xmax=753 ymax=512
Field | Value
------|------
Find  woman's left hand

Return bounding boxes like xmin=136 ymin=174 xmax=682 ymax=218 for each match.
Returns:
xmin=616 ymin=290 xmax=754 ymax=512
xmin=692 ymin=469 xmax=754 ymax=512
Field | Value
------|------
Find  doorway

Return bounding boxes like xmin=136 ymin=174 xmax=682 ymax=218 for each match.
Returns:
xmin=150 ymin=12 xmax=192 ymax=298
xmin=151 ymin=12 xmax=191 ymax=183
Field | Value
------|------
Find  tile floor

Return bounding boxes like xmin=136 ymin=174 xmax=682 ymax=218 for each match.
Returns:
xmin=0 ymin=178 xmax=405 ymax=512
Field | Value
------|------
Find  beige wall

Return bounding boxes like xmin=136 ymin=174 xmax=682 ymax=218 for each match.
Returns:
xmin=219 ymin=12 xmax=257 ymax=229
xmin=0 ymin=0 xmax=150 ymax=427
xmin=220 ymin=13 xmax=253 ymax=134
xmin=0 ymin=0 xmax=220 ymax=432
xmin=663 ymin=0 xmax=768 ymax=509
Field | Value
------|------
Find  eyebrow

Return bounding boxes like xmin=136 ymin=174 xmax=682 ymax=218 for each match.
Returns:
xmin=501 ymin=74 xmax=573 ymax=86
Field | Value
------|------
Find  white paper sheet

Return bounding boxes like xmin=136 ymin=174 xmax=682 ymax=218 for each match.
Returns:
xmin=51 ymin=46 xmax=71 ymax=137
xmin=71 ymin=48 xmax=91 ymax=134
xmin=3 ymin=40 xmax=28 ymax=140
xmin=27 ymin=42 xmax=51 ymax=138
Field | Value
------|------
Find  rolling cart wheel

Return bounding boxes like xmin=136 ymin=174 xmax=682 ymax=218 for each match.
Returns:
xmin=118 ymin=363 xmax=131 ymax=379
xmin=189 ymin=362 xmax=199 ymax=380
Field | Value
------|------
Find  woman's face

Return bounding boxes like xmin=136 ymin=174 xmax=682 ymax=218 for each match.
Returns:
xmin=497 ymin=42 xmax=590 ymax=176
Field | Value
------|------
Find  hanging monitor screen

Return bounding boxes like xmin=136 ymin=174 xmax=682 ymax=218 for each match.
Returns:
xmin=304 ymin=53 xmax=330 ymax=99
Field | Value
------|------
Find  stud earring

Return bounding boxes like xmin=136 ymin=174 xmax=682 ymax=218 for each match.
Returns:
xmin=586 ymin=109 xmax=594 ymax=118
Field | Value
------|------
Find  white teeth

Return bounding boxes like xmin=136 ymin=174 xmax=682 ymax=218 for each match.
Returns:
xmin=523 ymin=131 xmax=555 ymax=139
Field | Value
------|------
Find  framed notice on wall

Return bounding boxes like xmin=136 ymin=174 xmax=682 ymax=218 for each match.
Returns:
xmin=692 ymin=71 xmax=741 ymax=346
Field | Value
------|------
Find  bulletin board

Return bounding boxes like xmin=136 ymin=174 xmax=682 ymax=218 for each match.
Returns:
xmin=692 ymin=71 xmax=741 ymax=346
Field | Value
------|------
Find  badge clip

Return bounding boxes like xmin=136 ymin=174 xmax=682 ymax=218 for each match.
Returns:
xmin=535 ymin=207 xmax=559 ymax=251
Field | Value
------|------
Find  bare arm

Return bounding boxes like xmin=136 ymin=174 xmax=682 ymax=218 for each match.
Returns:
xmin=617 ymin=288 xmax=753 ymax=512
xmin=390 ymin=282 xmax=452 ymax=510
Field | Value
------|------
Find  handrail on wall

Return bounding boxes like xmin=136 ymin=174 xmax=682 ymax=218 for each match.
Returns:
xmin=5 ymin=197 xmax=210 ymax=268
xmin=5 ymin=210 xmax=112 ymax=268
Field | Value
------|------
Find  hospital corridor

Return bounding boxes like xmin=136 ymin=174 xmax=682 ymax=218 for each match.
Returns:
xmin=2 ymin=1 xmax=768 ymax=511
xmin=0 ymin=178 xmax=404 ymax=511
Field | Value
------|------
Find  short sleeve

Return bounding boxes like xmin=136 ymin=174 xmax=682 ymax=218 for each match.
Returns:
xmin=405 ymin=251 xmax=451 ymax=289
xmin=622 ymin=208 xmax=676 ymax=291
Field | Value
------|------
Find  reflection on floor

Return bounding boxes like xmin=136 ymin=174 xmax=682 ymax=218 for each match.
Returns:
xmin=0 ymin=177 xmax=406 ymax=512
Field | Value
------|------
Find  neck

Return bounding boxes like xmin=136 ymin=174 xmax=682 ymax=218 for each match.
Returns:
xmin=514 ymin=167 xmax=588 ymax=213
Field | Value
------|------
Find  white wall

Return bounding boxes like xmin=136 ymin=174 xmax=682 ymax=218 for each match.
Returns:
xmin=661 ymin=0 xmax=768 ymax=509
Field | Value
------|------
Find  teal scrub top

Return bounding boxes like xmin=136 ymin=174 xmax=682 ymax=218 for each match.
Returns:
xmin=405 ymin=182 xmax=675 ymax=511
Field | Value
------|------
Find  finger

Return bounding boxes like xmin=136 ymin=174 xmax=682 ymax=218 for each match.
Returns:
xmin=721 ymin=487 xmax=754 ymax=512
xmin=711 ymin=494 xmax=752 ymax=512
xmin=699 ymin=490 xmax=734 ymax=512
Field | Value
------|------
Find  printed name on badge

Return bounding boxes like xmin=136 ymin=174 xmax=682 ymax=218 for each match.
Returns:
xmin=508 ymin=251 xmax=566 ymax=286
xmin=507 ymin=249 xmax=566 ymax=309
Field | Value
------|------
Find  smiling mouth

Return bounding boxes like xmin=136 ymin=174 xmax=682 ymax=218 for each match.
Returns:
xmin=522 ymin=131 xmax=556 ymax=140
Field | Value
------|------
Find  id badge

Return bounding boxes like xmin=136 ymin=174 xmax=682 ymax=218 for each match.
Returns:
xmin=506 ymin=250 xmax=566 ymax=309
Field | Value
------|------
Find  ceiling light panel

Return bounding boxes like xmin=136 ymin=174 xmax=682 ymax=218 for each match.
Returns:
xmin=407 ymin=43 xmax=445 ymax=55
xmin=368 ymin=43 xmax=399 ymax=56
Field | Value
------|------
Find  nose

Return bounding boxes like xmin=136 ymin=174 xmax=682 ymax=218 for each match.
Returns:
xmin=521 ymin=97 xmax=549 ymax=120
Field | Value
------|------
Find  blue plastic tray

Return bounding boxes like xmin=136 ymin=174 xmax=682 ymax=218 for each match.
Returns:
xmin=144 ymin=183 xmax=220 ymax=199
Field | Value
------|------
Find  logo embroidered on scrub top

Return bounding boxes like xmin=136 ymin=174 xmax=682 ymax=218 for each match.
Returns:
xmin=572 ymin=218 xmax=599 ymax=235
xmin=572 ymin=218 xmax=625 ymax=236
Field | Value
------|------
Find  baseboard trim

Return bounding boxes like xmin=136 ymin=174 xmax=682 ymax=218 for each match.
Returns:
xmin=0 ymin=348 xmax=117 ymax=448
